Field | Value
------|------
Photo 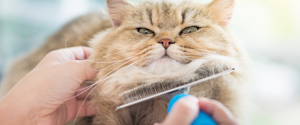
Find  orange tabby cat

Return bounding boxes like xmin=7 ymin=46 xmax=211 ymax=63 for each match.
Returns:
xmin=0 ymin=0 xmax=249 ymax=125
xmin=88 ymin=0 xmax=249 ymax=125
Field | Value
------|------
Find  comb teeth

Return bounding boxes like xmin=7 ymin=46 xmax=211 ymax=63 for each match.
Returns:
xmin=118 ymin=68 xmax=235 ymax=105
xmin=119 ymin=80 xmax=181 ymax=104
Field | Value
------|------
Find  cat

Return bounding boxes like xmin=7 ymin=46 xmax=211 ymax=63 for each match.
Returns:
xmin=87 ymin=0 xmax=249 ymax=124
xmin=0 ymin=0 xmax=249 ymax=125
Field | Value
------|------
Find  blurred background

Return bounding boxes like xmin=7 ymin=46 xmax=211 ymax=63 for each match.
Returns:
xmin=0 ymin=0 xmax=299 ymax=124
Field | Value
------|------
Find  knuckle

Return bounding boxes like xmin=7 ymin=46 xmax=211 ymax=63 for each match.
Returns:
xmin=47 ymin=49 xmax=61 ymax=56
xmin=211 ymin=100 xmax=224 ymax=107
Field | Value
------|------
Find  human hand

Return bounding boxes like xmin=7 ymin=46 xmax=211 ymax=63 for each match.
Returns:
xmin=0 ymin=47 xmax=97 ymax=125
xmin=154 ymin=96 xmax=238 ymax=125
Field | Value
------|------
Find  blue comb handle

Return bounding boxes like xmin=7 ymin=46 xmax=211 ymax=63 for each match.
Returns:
xmin=167 ymin=94 xmax=217 ymax=125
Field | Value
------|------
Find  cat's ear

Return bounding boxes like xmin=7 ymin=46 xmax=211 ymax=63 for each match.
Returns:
xmin=106 ymin=0 xmax=132 ymax=26
xmin=207 ymin=0 xmax=234 ymax=27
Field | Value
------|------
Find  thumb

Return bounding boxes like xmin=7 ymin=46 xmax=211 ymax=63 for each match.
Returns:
xmin=162 ymin=96 xmax=199 ymax=125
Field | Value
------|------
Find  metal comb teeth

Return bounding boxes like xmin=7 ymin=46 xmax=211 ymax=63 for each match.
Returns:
xmin=119 ymin=79 xmax=178 ymax=104
xmin=115 ymin=68 xmax=235 ymax=111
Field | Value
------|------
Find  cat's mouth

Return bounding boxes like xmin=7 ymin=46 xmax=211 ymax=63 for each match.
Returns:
xmin=161 ymin=54 xmax=172 ymax=59
xmin=159 ymin=50 xmax=191 ymax=64
xmin=159 ymin=50 xmax=176 ymax=60
xmin=158 ymin=54 xmax=188 ymax=64
xmin=157 ymin=54 xmax=176 ymax=62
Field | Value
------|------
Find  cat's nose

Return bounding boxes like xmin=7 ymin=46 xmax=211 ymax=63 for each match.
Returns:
xmin=158 ymin=38 xmax=175 ymax=49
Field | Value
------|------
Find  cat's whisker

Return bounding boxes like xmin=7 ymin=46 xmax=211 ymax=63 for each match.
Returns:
xmin=194 ymin=51 xmax=216 ymax=54
xmin=94 ymin=58 xmax=152 ymax=86
xmin=136 ymin=58 xmax=150 ymax=68
xmin=63 ymin=59 xmax=147 ymax=125
xmin=85 ymin=62 xmax=102 ymax=72
xmin=184 ymin=52 xmax=208 ymax=55
xmin=194 ymin=47 xmax=227 ymax=54
xmin=135 ymin=46 xmax=155 ymax=56
xmin=183 ymin=50 xmax=226 ymax=57
xmin=88 ymin=56 xmax=137 ymax=73
xmin=102 ymin=51 xmax=128 ymax=58
xmin=102 ymin=49 xmax=141 ymax=58
xmin=72 ymin=58 xmax=145 ymax=125
xmin=98 ymin=58 xmax=146 ymax=87
xmin=86 ymin=56 xmax=141 ymax=80
xmin=94 ymin=56 xmax=135 ymax=64
xmin=79 ymin=57 xmax=140 ymax=83
xmin=67 ymin=57 xmax=138 ymax=97
xmin=76 ymin=55 xmax=154 ymax=93
xmin=100 ymin=7 xmax=109 ymax=17
xmin=52 ymin=56 xmax=140 ymax=103
xmin=74 ymin=56 xmax=142 ymax=94
xmin=64 ymin=38 xmax=70 ymax=49
xmin=136 ymin=55 xmax=156 ymax=67
xmin=93 ymin=58 xmax=140 ymax=84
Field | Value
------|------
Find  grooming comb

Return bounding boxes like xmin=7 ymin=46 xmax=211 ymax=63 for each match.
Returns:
xmin=115 ymin=68 xmax=235 ymax=111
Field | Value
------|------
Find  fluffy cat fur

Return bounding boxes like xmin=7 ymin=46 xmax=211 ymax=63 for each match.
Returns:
xmin=0 ymin=0 xmax=249 ymax=125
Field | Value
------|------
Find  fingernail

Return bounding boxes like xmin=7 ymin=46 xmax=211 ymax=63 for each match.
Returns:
xmin=179 ymin=96 xmax=199 ymax=112
xmin=199 ymin=97 xmax=210 ymax=102
xmin=184 ymin=96 xmax=199 ymax=104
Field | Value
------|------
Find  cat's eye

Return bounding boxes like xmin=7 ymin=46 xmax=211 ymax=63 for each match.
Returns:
xmin=137 ymin=28 xmax=154 ymax=36
xmin=181 ymin=26 xmax=199 ymax=34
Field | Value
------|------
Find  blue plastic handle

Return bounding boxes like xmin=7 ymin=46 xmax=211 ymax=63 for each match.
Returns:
xmin=167 ymin=94 xmax=217 ymax=125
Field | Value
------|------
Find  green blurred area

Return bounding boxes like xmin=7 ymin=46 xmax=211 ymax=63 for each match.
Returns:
xmin=232 ymin=0 xmax=300 ymax=43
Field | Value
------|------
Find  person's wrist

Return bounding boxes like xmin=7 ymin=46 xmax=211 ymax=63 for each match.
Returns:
xmin=0 ymin=90 xmax=38 ymax=125
xmin=0 ymin=101 xmax=35 ymax=125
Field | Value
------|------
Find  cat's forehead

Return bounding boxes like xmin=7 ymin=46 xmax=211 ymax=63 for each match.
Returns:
xmin=128 ymin=1 xmax=207 ymax=29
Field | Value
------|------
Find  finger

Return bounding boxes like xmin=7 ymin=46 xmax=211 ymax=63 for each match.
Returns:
xmin=75 ymin=100 xmax=95 ymax=118
xmin=59 ymin=46 xmax=93 ymax=61
xmin=71 ymin=46 xmax=94 ymax=60
xmin=198 ymin=98 xmax=238 ymax=125
xmin=57 ymin=46 xmax=93 ymax=62
xmin=62 ymin=60 xmax=98 ymax=82
xmin=80 ymin=47 xmax=93 ymax=59
xmin=76 ymin=60 xmax=98 ymax=80
xmin=38 ymin=46 xmax=94 ymax=67
xmin=162 ymin=96 xmax=199 ymax=125
xmin=75 ymin=86 xmax=94 ymax=100
xmin=153 ymin=123 xmax=162 ymax=125
xmin=66 ymin=100 xmax=95 ymax=122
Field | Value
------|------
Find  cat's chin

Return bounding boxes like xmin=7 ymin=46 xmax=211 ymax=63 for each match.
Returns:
xmin=142 ymin=56 xmax=186 ymax=75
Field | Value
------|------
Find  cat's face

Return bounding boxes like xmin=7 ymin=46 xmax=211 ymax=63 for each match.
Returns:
xmin=90 ymin=0 xmax=240 ymax=77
